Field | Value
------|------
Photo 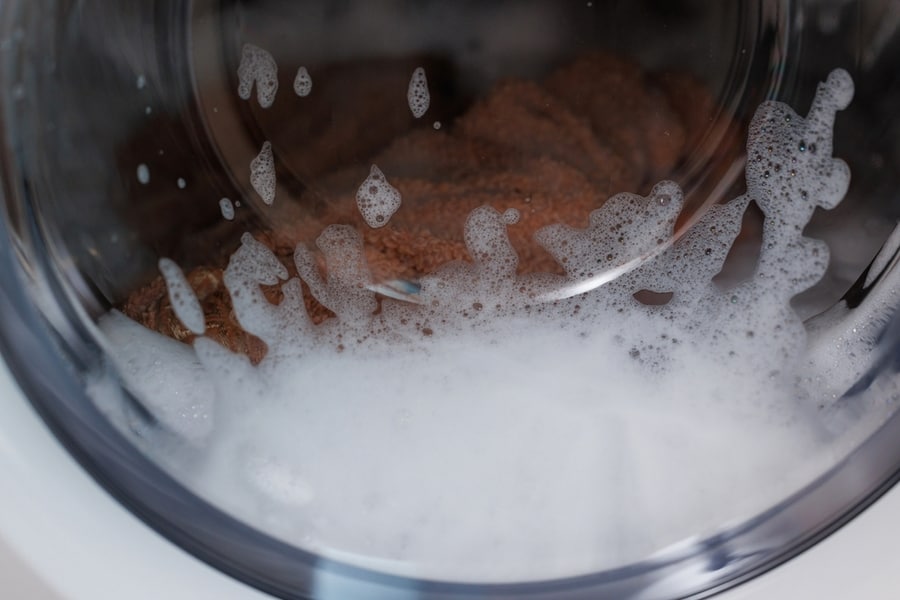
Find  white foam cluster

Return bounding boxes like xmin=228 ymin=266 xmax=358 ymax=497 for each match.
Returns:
xmin=237 ymin=43 xmax=279 ymax=109
xmin=223 ymin=233 xmax=311 ymax=360
xmin=295 ymin=225 xmax=378 ymax=323
xmin=407 ymin=67 xmax=430 ymax=118
xmin=158 ymin=258 xmax=206 ymax=335
xmin=195 ymin=320 xmax=826 ymax=581
xmin=219 ymin=197 xmax=235 ymax=221
xmin=747 ymin=69 xmax=853 ymax=295
xmin=99 ymin=311 xmax=214 ymax=445
xmin=708 ymin=68 xmax=853 ymax=375
xmin=355 ymin=164 xmax=402 ymax=228
xmin=136 ymin=163 xmax=150 ymax=185
xmin=102 ymin=70 xmax=889 ymax=582
xmin=293 ymin=66 xmax=312 ymax=97
xmin=804 ymin=222 xmax=900 ymax=405
xmin=537 ymin=181 xmax=683 ymax=284
xmin=250 ymin=141 xmax=276 ymax=205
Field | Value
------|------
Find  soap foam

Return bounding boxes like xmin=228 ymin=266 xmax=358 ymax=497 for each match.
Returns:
xmin=136 ymin=163 xmax=150 ymax=184
xmin=101 ymin=311 xmax=214 ymax=445
xmin=355 ymin=164 xmax=402 ymax=228
xmin=219 ymin=197 xmax=235 ymax=221
xmin=250 ymin=141 xmax=276 ymax=205
xmin=407 ymin=67 xmax=430 ymax=118
xmin=293 ymin=66 xmax=313 ymax=97
xmin=237 ymin=43 xmax=279 ymax=109
xmin=158 ymin=257 xmax=205 ymax=335
xmin=194 ymin=320 xmax=818 ymax=579
xmin=99 ymin=69 xmax=896 ymax=582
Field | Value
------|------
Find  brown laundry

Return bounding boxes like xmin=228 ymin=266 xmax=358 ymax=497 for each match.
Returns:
xmin=122 ymin=52 xmax=725 ymax=364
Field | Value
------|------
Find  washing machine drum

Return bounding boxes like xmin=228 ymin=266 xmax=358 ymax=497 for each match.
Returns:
xmin=2 ymin=1 xmax=900 ymax=598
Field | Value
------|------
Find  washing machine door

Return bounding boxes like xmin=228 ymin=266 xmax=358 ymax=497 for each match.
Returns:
xmin=2 ymin=0 xmax=900 ymax=598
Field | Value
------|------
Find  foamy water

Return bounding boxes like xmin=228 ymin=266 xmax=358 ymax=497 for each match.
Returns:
xmin=95 ymin=68 xmax=900 ymax=581
xmin=355 ymin=164 xmax=402 ymax=228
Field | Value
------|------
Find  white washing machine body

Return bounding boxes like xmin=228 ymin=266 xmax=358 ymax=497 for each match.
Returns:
xmin=0 ymin=357 xmax=270 ymax=600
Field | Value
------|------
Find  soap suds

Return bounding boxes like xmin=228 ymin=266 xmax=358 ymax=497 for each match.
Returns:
xmin=136 ymin=163 xmax=150 ymax=184
xmin=355 ymin=164 xmax=402 ymax=228
xmin=293 ymin=66 xmax=313 ymax=97
xmin=237 ymin=43 xmax=279 ymax=108
xmin=219 ymin=197 xmax=235 ymax=221
xmin=250 ymin=141 xmax=276 ymax=205
xmin=100 ymin=311 xmax=214 ymax=445
xmin=158 ymin=258 xmax=206 ymax=335
xmin=407 ymin=67 xmax=430 ymax=118
xmin=99 ymin=69 xmax=896 ymax=582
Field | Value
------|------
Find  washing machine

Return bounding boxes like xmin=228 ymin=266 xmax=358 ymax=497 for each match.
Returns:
xmin=3 ymin=0 xmax=900 ymax=598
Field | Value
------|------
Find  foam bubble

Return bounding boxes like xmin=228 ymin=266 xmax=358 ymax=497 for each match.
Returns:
xmin=293 ymin=66 xmax=313 ymax=97
xmin=158 ymin=257 xmax=206 ymax=335
xmin=407 ymin=67 xmax=430 ymax=118
xmin=356 ymin=164 xmax=402 ymax=228
xmin=177 ymin=177 xmax=187 ymax=189
xmin=250 ymin=141 xmax=276 ymax=205
xmin=536 ymin=181 xmax=683 ymax=283
xmin=219 ymin=197 xmax=235 ymax=221
xmin=296 ymin=225 xmax=378 ymax=323
xmin=501 ymin=207 xmax=520 ymax=225
xmin=237 ymin=43 xmax=279 ymax=108
xmin=136 ymin=163 xmax=150 ymax=185
xmin=225 ymin=233 xmax=311 ymax=359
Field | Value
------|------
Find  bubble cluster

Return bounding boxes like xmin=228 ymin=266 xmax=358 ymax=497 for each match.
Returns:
xmin=237 ymin=43 xmax=279 ymax=109
xmin=219 ymin=197 xmax=235 ymax=221
xmin=407 ymin=67 xmax=430 ymax=118
xmin=250 ymin=141 xmax=276 ymax=205
xmin=223 ymin=233 xmax=311 ymax=361
xmin=293 ymin=66 xmax=312 ymax=97
xmin=158 ymin=258 xmax=206 ymax=335
xmin=100 ymin=311 xmax=214 ymax=445
xmin=536 ymin=181 xmax=683 ymax=284
xmin=746 ymin=68 xmax=853 ymax=294
xmin=722 ymin=68 xmax=854 ymax=371
xmin=295 ymin=225 xmax=379 ymax=322
xmin=355 ymin=164 xmax=402 ymax=228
